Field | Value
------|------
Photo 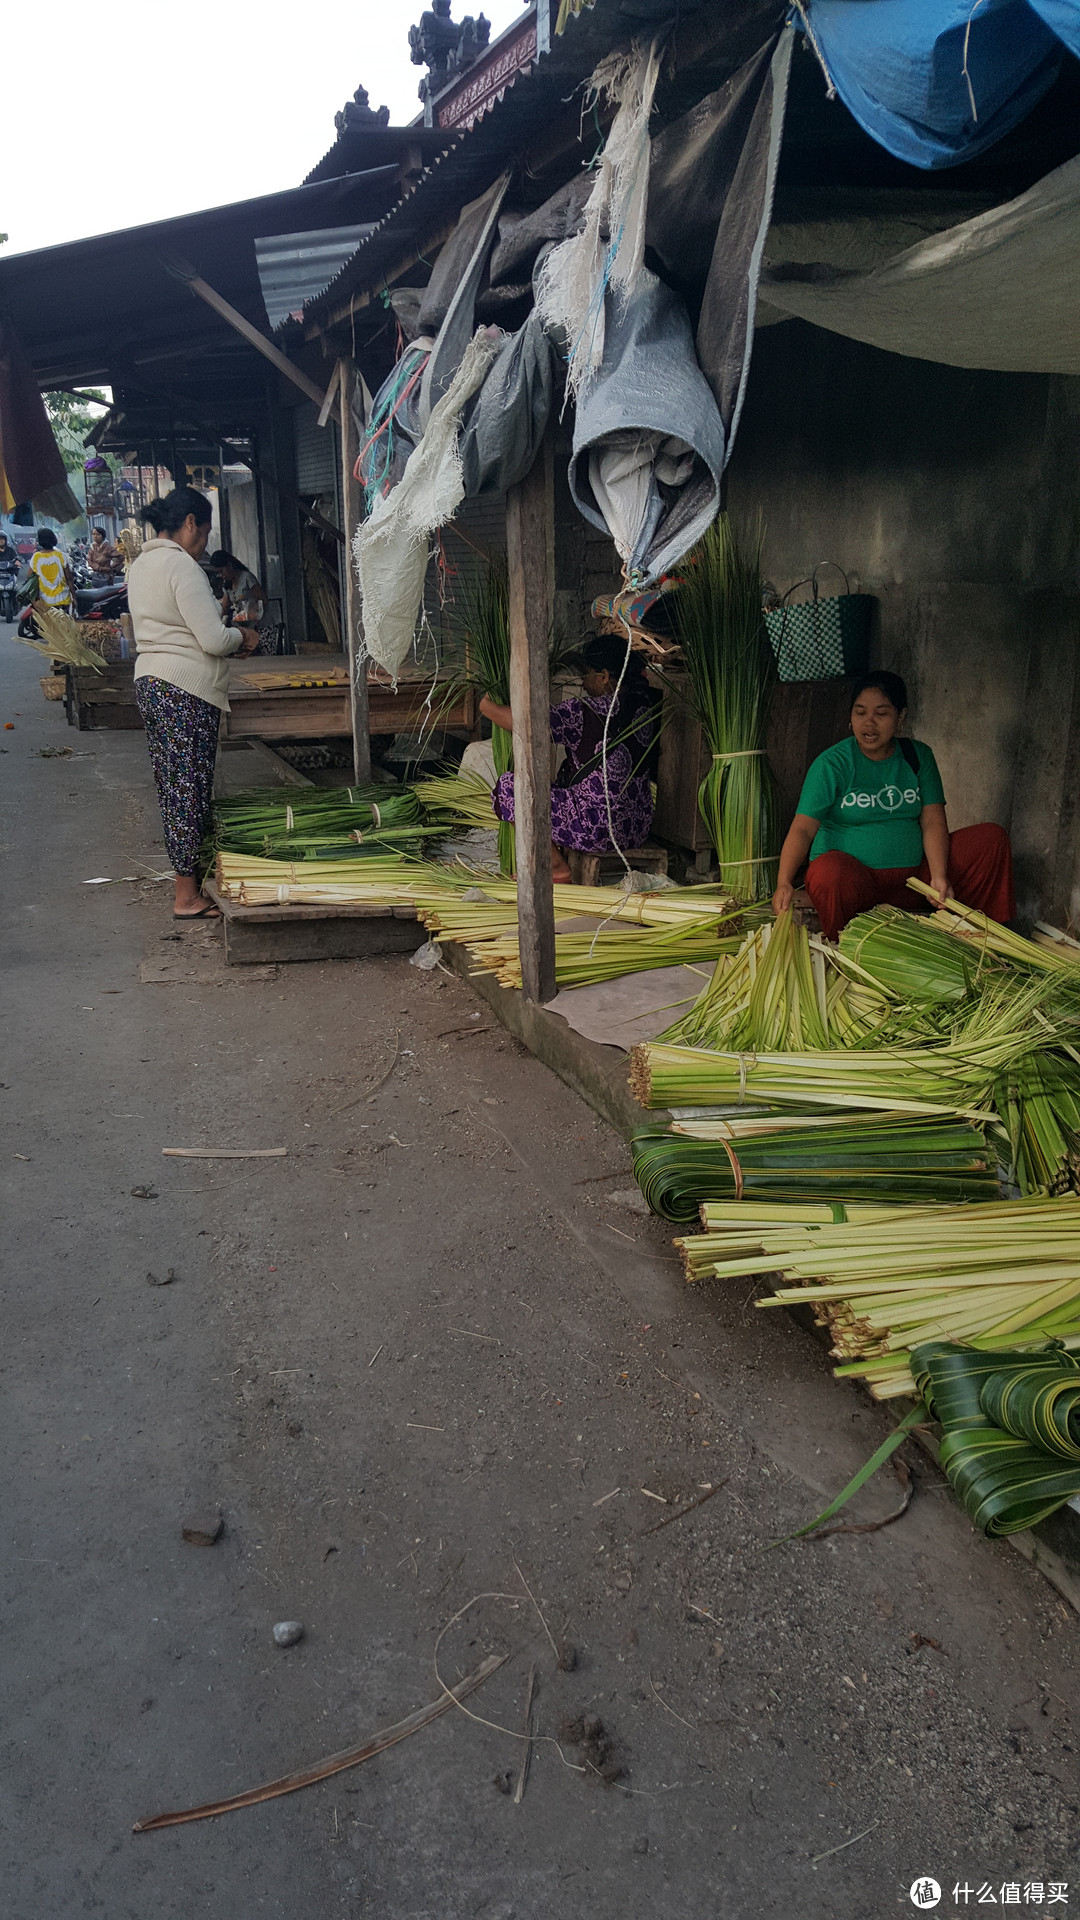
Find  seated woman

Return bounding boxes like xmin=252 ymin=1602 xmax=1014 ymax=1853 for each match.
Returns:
xmin=479 ymin=635 xmax=660 ymax=884
xmin=772 ymin=670 xmax=1014 ymax=941
xmin=87 ymin=525 xmax=121 ymax=580
xmin=210 ymin=549 xmax=266 ymax=647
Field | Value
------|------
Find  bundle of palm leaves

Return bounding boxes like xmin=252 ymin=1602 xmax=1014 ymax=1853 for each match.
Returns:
xmin=667 ymin=515 xmax=778 ymax=900
xmin=211 ymin=785 xmax=422 ymax=857
xmin=427 ymin=563 xmax=514 ymax=872
xmin=464 ymin=919 xmax=742 ymax=992
xmin=213 ymin=851 xmax=475 ymax=909
xmin=411 ymin=769 xmax=498 ymax=832
xmin=659 ymin=911 xmax=893 ymax=1051
xmin=839 ymin=903 xmax=980 ymax=1005
xmin=631 ymin=1116 xmax=997 ymax=1222
xmin=699 ymin=1193 xmax=1080 ymax=1398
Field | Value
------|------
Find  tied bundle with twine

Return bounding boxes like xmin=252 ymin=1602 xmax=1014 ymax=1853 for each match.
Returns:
xmin=665 ymin=515 xmax=778 ymax=900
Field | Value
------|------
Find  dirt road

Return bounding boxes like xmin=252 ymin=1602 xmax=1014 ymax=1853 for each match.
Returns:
xmin=2 ymin=635 xmax=1078 ymax=1918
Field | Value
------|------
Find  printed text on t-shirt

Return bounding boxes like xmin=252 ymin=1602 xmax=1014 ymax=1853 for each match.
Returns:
xmin=840 ymin=784 xmax=921 ymax=814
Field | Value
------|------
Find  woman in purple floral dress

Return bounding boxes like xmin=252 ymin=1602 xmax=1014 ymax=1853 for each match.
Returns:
xmin=480 ymin=636 xmax=660 ymax=883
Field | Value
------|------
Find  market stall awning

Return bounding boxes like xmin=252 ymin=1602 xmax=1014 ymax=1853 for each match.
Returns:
xmin=0 ymin=168 xmax=401 ymax=399
xmin=759 ymin=150 xmax=1080 ymax=373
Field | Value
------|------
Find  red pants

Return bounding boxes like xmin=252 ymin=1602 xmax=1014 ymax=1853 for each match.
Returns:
xmin=805 ymin=823 xmax=1015 ymax=942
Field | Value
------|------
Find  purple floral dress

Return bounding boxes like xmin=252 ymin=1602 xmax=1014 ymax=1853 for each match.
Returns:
xmin=492 ymin=691 xmax=657 ymax=854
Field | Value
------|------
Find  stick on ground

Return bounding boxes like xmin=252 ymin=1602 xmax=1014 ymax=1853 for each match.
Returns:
xmin=132 ymin=1652 xmax=506 ymax=1831
xmin=640 ymin=1482 xmax=727 ymax=1537
xmin=513 ymin=1666 xmax=537 ymax=1805
xmin=161 ymin=1147 xmax=286 ymax=1159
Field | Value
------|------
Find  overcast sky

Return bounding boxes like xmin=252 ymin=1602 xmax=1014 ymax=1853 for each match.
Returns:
xmin=3 ymin=0 xmax=528 ymax=258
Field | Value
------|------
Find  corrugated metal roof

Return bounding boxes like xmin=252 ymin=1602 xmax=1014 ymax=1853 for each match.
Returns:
xmin=255 ymin=225 xmax=378 ymax=328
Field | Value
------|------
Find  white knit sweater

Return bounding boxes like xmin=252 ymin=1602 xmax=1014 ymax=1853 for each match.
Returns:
xmin=129 ymin=538 xmax=244 ymax=711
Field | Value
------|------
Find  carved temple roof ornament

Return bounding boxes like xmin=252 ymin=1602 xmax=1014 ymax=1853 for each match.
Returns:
xmin=409 ymin=0 xmax=492 ymax=110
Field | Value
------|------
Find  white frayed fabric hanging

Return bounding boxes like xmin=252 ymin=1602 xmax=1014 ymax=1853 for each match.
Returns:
xmin=535 ymin=37 xmax=661 ymax=403
xmin=356 ymin=328 xmax=501 ymax=680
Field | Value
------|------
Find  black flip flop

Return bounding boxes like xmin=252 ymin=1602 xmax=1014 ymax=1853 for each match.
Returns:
xmin=173 ymin=902 xmax=222 ymax=921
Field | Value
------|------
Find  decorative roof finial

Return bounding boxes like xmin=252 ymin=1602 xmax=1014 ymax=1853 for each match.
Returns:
xmin=408 ymin=1 xmax=491 ymax=111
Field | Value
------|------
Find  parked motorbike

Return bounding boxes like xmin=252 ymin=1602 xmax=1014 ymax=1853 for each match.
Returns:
xmin=0 ymin=565 xmax=18 ymax=623
xmin=17 ymin=581 xmax=127 ymax=640
xmin=74 ymin=581 xmax=128 ymax=620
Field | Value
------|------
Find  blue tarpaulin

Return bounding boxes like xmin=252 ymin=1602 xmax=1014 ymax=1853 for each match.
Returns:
xmin=802 ymin=0 xmax=1080 ymax=168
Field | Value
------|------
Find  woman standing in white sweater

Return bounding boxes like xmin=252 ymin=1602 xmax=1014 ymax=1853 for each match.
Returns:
xmin=129 ymin=488 xmax=260 ymax=918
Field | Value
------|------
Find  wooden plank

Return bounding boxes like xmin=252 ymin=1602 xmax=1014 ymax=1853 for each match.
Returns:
xmin=339 ymin=356 xmax=372 ymax=783
xmin=506 ymin=434 xmax=556 ymax=1004
xmin=219 ymin=910 xmax=424 ymax=966
xmin=317 ymin=359 xmax=343 ymax=429
xmin=79 ymin=705 xmax=145 ymax=732
xmin=224 ymin=694 xmax=352 ymax=739
xmin=653 ymin=684 xmax=712 ymax=855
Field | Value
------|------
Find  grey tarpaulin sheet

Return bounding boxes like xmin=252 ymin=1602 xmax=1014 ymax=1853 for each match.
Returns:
xmin=459 ymin=302 xmax=555 ymax=497
xmin=758 ymin=150 xmax=1080 ymax=376
xmin=544 ymin=961 xmax=714 ymax=1053
xmin=420 ymin=176 xmax=510 ymax=426
xmin=568 ymin=270 xmax=726 ymax=582
xmin=648 ymin=28 xmax=791 ymax=442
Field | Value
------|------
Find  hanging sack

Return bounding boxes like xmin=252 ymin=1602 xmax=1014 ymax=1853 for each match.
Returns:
xmin=763 ymin=564 xmax=873 ymax=682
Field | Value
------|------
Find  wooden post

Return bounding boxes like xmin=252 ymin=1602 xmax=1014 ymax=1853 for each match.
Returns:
xmin=338 ymin=356 xmax=371 ymax=783
xmin=506 ymin=434 xmax=556 ymax=1003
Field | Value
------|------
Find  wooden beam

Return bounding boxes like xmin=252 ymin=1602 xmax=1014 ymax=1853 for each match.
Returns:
xmin=338 ymin=357 xmax=372 ymax=782
xmin=316 ymin=359 xmax=343 ymax=429
xmin=177 ymin=268 xmax=328 ymax=409
xmin=506 ymin=433 xmax=556 ymax=1005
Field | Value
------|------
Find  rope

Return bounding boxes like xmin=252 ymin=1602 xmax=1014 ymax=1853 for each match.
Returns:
xmin=711 ymin=750 xmax=765 ymax=761
xmin=598 ymin=612 xmax=635 ymax=884
xmin=962 ymin=0 xmax=988 ymax=123
xmin=719 ymin=1137 xmax=745 ymax=1201
xmin=789 ymin=0 xmax=837 ymax=99
xmin=585 ymin=602 xmax=638 ymax=961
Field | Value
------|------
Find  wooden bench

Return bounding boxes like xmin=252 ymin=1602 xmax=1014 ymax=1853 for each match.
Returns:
xmin=567 ymin=845 xmax=670 ymax=887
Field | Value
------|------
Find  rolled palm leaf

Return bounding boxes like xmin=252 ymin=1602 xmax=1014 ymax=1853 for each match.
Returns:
xmin=632 ymin=1118 xmax=996 ymax=1222
xmin=912 ymin=1342 xmax=1080 ymax=1534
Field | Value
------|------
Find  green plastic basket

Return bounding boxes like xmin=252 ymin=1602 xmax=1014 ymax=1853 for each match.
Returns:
xmin=764 ymin=566 xmax=873 ymax=683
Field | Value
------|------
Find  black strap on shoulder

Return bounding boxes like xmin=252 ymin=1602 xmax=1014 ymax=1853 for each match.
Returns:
xmin=899 ymin=736 xmax=920 ymax=777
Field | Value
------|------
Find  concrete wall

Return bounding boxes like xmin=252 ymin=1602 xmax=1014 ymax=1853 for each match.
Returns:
xmin=727 ymin=319 xmax=1080 ymax=920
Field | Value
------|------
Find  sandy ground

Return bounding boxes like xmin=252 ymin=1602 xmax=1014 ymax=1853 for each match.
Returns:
xmin=2 ymin=632 xmax=1079 ymax=1920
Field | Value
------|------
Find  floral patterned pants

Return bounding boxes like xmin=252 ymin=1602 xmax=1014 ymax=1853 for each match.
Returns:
xmin=135 ymin=676 xmax=221 ymax=877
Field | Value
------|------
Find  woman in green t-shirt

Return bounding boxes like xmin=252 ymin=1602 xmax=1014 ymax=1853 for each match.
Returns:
xmin=772 ymin=672 xmax=1014 ymax=941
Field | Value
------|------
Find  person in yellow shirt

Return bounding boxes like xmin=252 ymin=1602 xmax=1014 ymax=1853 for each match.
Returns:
xmin=28 ymin=529 xmax=73 ymax=608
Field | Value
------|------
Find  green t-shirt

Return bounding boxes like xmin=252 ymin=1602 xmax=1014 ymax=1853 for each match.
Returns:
xmin=797 ymin=736 xmax=945 ymax=870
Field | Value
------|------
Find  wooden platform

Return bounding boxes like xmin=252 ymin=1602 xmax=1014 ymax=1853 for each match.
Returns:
xmin=204 ymin=883 xmax=424 ymax=965
xmin=223 ymin=654 xmax=477 ymax=741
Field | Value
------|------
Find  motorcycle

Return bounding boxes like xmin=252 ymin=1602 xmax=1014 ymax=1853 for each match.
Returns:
xmin=0 ymin=564 xmax=18 ymax=623
xmin=17 ymin=580 xmax=128 ymax=640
